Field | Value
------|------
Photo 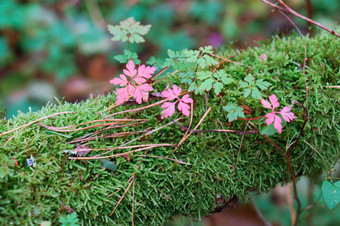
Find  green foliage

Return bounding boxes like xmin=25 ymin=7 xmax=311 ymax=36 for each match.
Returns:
xmin=59 ymin=212 xmax=80 ymax=226
xmin=108 ymin=17 xmax=151 ymax=43
xmin=322 ymin=180 xmax=340 ymax=210
xmin=223 ymin=102 xmax=245 ymax=122
xmin=114 ymin=49 xmax=141 ymax=64
xmin=239 ymin=74 xmax=271 ymax=100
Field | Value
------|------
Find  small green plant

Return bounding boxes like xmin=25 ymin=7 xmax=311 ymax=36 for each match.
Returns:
xmin=59 ymin=212 xmax=80 ymax=226
xmin=108 ymin=17 xmax=151 ymax=44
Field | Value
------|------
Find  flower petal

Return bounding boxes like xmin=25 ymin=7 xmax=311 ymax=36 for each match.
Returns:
xmin=180 ymin=94 xmax=193 ymax=104
xmin=161 ymin=88 xmax=177 ymax=101
xmin=269 ymin=94 xmax=279 ymax=109
xmin=178 ymin=100 xmax=190 ymax=116
xmin=279 ymin=106 xmax=296 ymax=122
xmin=161 ymin=102 xmax=176 ymax=119
xmin=134 ymin=84 xmax=153 ymax=104
xmin=172 ymin=85 xmax=182 ymax=96
xmin=261 ymin=99 xmax=272 ymax=109
xmin=124 ymin=60 xmax=137 ymax=78
xmin=265 ymin=113 xmax=275 ymax=125
xmin=115 ymin=87 xmax=130 ymax=104
xmin=273 ymin=114 xmax=282 ymax=134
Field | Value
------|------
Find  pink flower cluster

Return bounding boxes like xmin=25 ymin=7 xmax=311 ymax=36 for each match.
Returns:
xmin=261 ymin=94 xmax=296 ymax=133
xmin=110 ymin=61 xmax=194 ymax=119
xmin=161 ymin=85 xmax=193 ymax=119
xmin=110 ymin=60 xmax=156 ymax=105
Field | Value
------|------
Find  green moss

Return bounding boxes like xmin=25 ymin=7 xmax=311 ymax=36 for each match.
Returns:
xmin=0 ymin=32 xmax=339 ymax=225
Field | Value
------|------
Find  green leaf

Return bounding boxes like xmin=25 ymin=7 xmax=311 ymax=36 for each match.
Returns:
xmin=59 ymin=212 xmax=79 ymax=226
xmin=251 ymin=87 xmax=262 ymax=99
xmin=199 ymin=46 xmax=214 ymax=54
xmin=223 ymin=103 xmax=245 ymax=122
xmin=213 ymin=82 xmax=224 ymax=95
xmin=107 ymin=17 xmax=151 ymax=44
xmin=256 ymin=79 xmax=271 ymax=90
xmin=100 ymin=159 xmax=117 ymax=172
xmin=239 ymin=81 xmax=248 ymax=88
xmin=188 ymin=82 xmax=197 ymax=92
xmin=260 ymin=115 xmax=287 ymax=135
xmin=199 ymin=78 xmax=214 ymax=92
xmin=260 ymin=124 xmax=278 ymax=136
xmin=244 ymin=74 xmax=255 ymax=84
xmin=322 ymin=180 xmax=340 ymax=210
xmin=244 ymin=88 xmax=251 ymax=98
xmin=196 ymin=71 xmax=212 ymax=80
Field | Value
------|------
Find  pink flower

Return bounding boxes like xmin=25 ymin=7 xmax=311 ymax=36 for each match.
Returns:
xmin=161 ymin=85 xmax=193 ymax=119
xmin=110 ymin=60 xmax=156 ymax=104
xmin=261 ymin=94 xmax=296 ymax=134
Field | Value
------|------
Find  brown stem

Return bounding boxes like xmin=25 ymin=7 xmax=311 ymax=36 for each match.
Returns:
xmin=287 ymin=101 xmax=309 ymax=156
xmin=251 ymin=123 xmax=301 ymax=225
xmin=262 ymin=0 xmax=340 ymax=38
xmin=305 ymin=0 xmax=314 ymax=36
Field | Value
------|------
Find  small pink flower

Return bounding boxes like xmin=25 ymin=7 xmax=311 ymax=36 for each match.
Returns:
xmin=110 ymin=60 xmax=156 ymax=104
xmin=161 ymin=85 xmax=193 ymax=119
xmin=261 ymin=94 xmax=296 ymax=134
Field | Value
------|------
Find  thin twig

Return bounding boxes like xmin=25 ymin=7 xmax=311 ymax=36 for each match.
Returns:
xmin=110 ymin=173 xmax=135 ymax=216
xmin=174 ymin=107 xmax=211 ymax=153
xmin=38 ymin=122 xmax=123 ymax=132
xmin=250 ymin=122 xmax=301 ymax=226
xmin=104 ymin=99 xmax=167 ymax=118
xmin=65 ymin=143 xmax=172 ymax=153
xmin=0 ymin=111 xmax=75 ymax=137
xmin=69 ymin=129 xmax=152 ymax=144
xmin=170 ymin=118 xmax=257 ymax=135
xmin=277 ymin=9 xmax=309 ymax=112
xmin=69 ymin=144 xmax=176 ymax=160
xmin=262 ymin=0 xmax=340 ymax=38
xmin=132 ymin=179 xmax=135 ymax=226
xmin=324 ymin=86 xmax=340 ymax=88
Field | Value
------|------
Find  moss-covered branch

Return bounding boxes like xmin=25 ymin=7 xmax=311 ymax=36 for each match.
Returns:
xmin=0 ymin=32 xmax=339 ymax=225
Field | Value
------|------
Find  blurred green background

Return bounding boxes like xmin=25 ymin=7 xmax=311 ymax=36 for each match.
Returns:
xmin=0 ymin=0 xmax=339 ymax=225
xmin=1 ymin=0 xmax=339 ymax=118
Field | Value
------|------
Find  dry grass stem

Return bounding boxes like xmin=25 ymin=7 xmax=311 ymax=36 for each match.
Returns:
xmin=0 ymin=111 xmax=74 ymax=137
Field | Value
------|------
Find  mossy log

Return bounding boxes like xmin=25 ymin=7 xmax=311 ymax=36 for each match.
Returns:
xmin=0 ymin=33 xmax=339 ymax=225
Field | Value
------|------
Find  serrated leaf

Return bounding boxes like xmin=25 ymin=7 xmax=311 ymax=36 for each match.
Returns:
xmin=223 ymin=103 xmax=245 ymax=122
xmin=322 ymin=180 xmax=340 ymax=209
xmin=199 ymin=46 xmax=214 ymax=54
xmin=203 ymin=55 xmax=218 ymax=66
xmin=107 ymin=17 xmax=151 ymax=44
xmin=114 ymin=54 xmax=127 ymax=63
xmin=100 ymin=159 xmax=117 ymax=172
xmin=196 ymin=71 xmax=212 ymax=80
xmin=244 ymin=88 xmax=251 ymax=98
xmin=213 ymin=82 xmax=224 ymax=95
xmin=251 ymin=87 xmax=262 ymax=99
xmin=199 ymin=78 xmax=214 ymax=91
xmin=244 ymin=74 xmax=254 ymax=84
xmin=256 ymin=79 xmax=271 ymax=90
xmin=239 ymin=81 xmax=248 ymax=88
xmin=188 ymin=82 xmax=197 ymax=92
